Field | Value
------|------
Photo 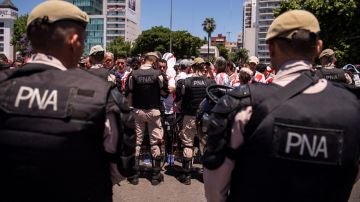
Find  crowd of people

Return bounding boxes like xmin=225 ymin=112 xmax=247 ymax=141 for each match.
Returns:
xmin=1 ymin=1 xmax=360 ymax=202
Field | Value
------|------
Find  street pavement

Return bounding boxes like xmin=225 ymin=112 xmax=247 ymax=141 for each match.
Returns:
xmin=113 ymin=162 xmax=206 ymax=202
xmin=113 ymin=161 xmax=360 ymax=202
xmin=349 ymin=180 xmax=360 ymax=202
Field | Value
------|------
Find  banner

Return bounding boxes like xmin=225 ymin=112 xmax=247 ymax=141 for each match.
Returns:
xmin=127 ymin=0 xmax=137 ymax=23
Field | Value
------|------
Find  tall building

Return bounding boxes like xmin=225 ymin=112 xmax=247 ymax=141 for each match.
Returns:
xmin=106 ymin=0 xmax=141 ymax=44
xmin=72 ymin=0 xmax=103 ymax=15
xmin=243 ymin=0 xmax=257 ymax=57
xmin=237 ymin=32 xmax=243 ymax=48
xmin=242 ymin=0 xmax=281 ymax=64
xmin=69 ymin=0 xmax=141 ymax=55
xmin=0 ymin=0 xmax=17 ymax=60
xmin=257 ymin=0 xmax=281 ymax=64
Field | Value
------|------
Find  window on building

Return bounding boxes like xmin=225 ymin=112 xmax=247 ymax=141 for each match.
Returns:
xmin=258 ymin=33 xmax=266 ymax=39
xmin=0 ymin=22 xmax=4 ymax=27
xmin=108 ymin=0 xmax=125 ymax=3
xmin=259 ymin=27 xmax=268 ymax=33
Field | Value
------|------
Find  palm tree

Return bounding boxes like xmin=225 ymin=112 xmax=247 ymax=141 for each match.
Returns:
xmin=202 ymin=18 xmax=216 ymax=61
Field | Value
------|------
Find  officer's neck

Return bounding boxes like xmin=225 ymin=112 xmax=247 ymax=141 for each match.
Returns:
xmin=33 ymin=49 xmax=72 ymax=69
xmin=141 ymin=62 xmax=153 ymax=69
xmin=274 ymin=55 xmax=313 ymax=72
xmin=193 ymin=71 xmax=204 ymax=77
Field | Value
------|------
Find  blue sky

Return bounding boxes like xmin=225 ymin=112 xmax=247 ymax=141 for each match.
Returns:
xmin=12 ymin=0 xmax=244 ymax=41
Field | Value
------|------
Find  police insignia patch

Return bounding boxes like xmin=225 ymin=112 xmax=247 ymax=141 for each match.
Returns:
xmin=2 ymin=81 xmax=72 ymax=118
xmin=272 ymin=119 xmax=344 ymax=165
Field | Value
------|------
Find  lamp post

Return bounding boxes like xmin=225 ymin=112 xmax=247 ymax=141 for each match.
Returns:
xmin=169 ymin=0 xmax=173 ymax=53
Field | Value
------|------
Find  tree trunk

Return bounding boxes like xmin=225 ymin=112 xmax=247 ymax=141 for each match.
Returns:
xmin=207 ymin=33 xmax=211 ymax=61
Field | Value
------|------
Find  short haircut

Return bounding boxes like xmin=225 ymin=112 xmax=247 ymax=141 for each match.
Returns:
xmin=269 ymin=29 xmax=318 ymax=60
xmin=256 ymin=63 xmax=267 ymax=73
xmin=144 ymin=55 xmax=158 ymax=63
xmin=90 ymin=51 xmax=104 ymax=63
xmin=159 ymin=59 xmax=167 ymax=64
xmin=27 ymin=18 xmax=85 ymax=51
xmin=215 ymin=57 xmax=227 ymax=73
xmin=239 ymin=70 xmax=252 ymax=84
xmin=105 ymin=52 xmax=114 ymax=59
xmin=116 ymin=56 xmax=127 ymax=61
xmin=192 ymin=63 xmax=205 ymax=72
xmin=179 ymin=64 xmax=187 ymax=70
xmin=226 ymin=61 xmax=236 ymax=71
xmin=320 ymin=54 xmax=336 ymax=65
xmin=129 ymin=57 xmax=141 ymax=70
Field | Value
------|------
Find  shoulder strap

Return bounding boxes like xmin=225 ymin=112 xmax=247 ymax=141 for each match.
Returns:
xmin=111 ymin=88 xmax=126 ymax=109
xmin=0 ymin=63 xmax=55 ymax=82
xmin=245 ymin=71 xmax=318 ymax=139
xmin=184 ymin=77 xmax=192 ymax=87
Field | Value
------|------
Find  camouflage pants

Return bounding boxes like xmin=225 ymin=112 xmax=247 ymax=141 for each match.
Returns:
xmin=134 ymin=108 xmax=164 ymax=158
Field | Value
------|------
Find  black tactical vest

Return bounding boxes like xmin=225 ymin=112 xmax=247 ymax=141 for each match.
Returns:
xmin=228 ymin=82 xmax=360 ymax=202
xmin=182 ymin=76 xmax=216 ymax=116
xmin=132 ymin=68 xmax=161 ymax=109
xmin=316 ymin=68 xmax=348 ymax=83
xmin=0 ymin=64 xmax=113 ymax=201
xmin=88 ymin=64 xmax=110 ymax=78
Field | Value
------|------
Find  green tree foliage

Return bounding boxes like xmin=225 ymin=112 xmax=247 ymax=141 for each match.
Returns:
xmin=11 ymin=15 xmax=30 ymax=56
xmin=202 ymin=18 xmax=216 ymax=60
xmin=228 ymin=48 xmax=249 ymax=66
xmin=275 ymin=0 xmax=360 ymax=66
xmin=107 ymin=36 xmax=131 ymax=58
xmin=217 ymin=44 xmax=229 ymax=59
xmin=132 ymin=26 xmax=203 ymax=58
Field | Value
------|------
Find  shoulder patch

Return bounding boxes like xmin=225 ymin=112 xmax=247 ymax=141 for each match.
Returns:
xmin=272 ymin=119 xmax=344 ymax=166
xmin=134 ymin=74 xmax=155 ymax=84
xmin=191 ymin=77 xmax=207 ymax=87
xmin=1 ymin=81 xmax=72 ymax=118
xmin=211 ymin=95 xmax=241 ymax=114
xmin=228 ymin=84 xmax=250 ymax=98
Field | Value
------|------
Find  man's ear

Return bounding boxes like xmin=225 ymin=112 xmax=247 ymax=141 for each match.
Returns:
xmin=316 ymin=39 xmax=323 ymax=57
xmin=68 ymin=33 xmax=79 ymax=47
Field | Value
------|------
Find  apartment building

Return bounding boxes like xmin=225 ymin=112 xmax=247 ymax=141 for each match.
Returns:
xmin=68 ymin=0 xmax=141 ymax=55
xmin=0 ymin=0 xmax=17 ymax=60
xmin=243 ymin=0 xmax=281 ymax=64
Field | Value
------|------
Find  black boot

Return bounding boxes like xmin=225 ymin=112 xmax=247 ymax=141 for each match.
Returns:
xmin=151 ymin=156 xmax=164 ymax=185
xmin=178 ymin=158 xmax=192 ymax=185
xmin=127 ymin=157 xmax=139 ymax=185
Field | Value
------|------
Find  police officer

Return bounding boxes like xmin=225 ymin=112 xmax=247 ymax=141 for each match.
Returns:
xmin=0 ymin=1 xmax=135 ymax=201
xmin=203 ymin=10 xmax=360 ymax=202
xmin=89 ymin=45 xmax=105 ymax=69
xmin=316 ymin=48 xmax=353 ymax=84
xmin=126 ymin=52 xmax=168 ymax=185
xmin=88 ymin=45 xmax=116 ymax=84
xmin=175 ymin=59 xmax=191 ymax=82
xmin=175 ymin=57 xmax=216 ymax=185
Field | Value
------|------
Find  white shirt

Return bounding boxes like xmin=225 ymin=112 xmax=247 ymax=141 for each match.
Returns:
xmin=175 ymin=71 xmax=189 ymax=83
xmin=161 ymin=77 xmax=176 ymax=114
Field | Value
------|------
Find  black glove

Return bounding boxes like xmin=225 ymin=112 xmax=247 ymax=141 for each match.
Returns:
xmin=202 ymin=95 xmax=240 ymax=170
